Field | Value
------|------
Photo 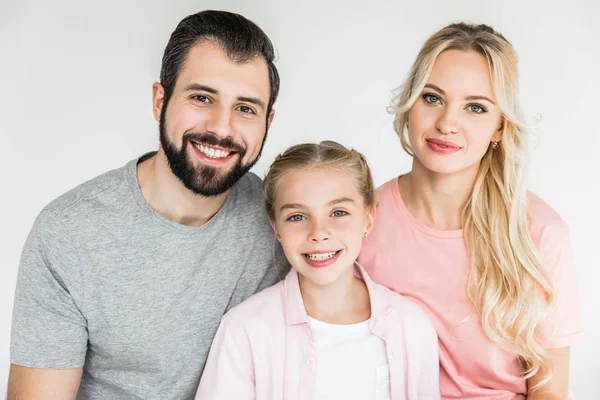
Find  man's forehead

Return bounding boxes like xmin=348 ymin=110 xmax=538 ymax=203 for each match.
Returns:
xmin=175 ymin=42 xmax=270 ymax=99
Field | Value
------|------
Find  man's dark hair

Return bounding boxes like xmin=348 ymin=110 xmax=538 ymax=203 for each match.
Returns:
xmin=160 ymin=10 xmax=280 ymax=116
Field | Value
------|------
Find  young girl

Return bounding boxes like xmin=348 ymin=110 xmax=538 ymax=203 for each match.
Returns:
xmin=196 ymin=141 xmax=440 ymax=399
xmin=359 ymin=23 xmax=583 ymax=399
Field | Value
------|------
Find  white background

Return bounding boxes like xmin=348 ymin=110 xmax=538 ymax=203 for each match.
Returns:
xmin=1 ymin=0 xmax=598 ymax=396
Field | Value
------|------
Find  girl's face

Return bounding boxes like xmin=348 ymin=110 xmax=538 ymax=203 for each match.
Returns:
xmin=407 ymin=49 xmax=504 ymax=176
xmin=271 ymin=167 xmax=374 ymax=287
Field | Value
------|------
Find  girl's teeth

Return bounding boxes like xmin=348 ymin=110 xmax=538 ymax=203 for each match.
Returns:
xmin=305 ymin=251 xmax=337 ymax=261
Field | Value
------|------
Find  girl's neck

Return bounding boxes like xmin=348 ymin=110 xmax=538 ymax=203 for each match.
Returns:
xmin=299 ymin=265 xmax=371 ymax=324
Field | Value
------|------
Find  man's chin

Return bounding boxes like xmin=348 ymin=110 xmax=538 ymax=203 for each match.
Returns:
xmin=186 ymin=169 xmax=242 ymax=197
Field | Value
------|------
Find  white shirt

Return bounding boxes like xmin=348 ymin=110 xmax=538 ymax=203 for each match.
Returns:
xmin=308 ymin=317 xmax=390 ymax=400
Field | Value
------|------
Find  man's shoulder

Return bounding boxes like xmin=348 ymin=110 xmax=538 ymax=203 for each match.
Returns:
xmin=44 ymin=161 xmax=132 ymax=218
xmin=230 ymin=171 xmax=264 ymax=201
xmin=225 ymin=171 xmax=269 ymax=220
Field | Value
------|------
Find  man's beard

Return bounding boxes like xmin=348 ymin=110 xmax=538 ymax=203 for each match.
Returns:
xmin=159 ymin=109 xmax=267 ymax=197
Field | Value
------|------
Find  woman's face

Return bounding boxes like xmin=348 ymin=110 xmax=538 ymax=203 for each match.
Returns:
xmin=407 ymin=49 xmax=504 ymax=176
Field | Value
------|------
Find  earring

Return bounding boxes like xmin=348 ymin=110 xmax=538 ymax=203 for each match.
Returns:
xmin=364 ymin=231 xmax=369 ymax=238
xmin=492 ymin=141 xmax=499 ymax=150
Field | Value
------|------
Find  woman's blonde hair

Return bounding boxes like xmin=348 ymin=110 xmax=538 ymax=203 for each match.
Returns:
xmin=392 ymin=23 xmax=555 ymax=388
xmin=264 ymin=141 xmax=375 ymax=221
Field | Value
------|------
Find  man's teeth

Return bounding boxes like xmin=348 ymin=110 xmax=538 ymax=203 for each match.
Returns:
xmin=193 ymin=143 xmax=231 ymax=159
xmin=305 ymin=251 xmax=338 ymax=261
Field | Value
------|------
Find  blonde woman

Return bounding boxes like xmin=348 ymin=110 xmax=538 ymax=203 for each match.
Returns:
xmin=197 ymin=142 xmax=440 ymax=399
xmin=359 ymin=23 xmax=582 ymax=399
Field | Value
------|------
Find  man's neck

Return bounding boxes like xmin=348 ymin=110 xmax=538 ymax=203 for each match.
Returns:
xmin=136 ymin=150 xmax=229 ymax=227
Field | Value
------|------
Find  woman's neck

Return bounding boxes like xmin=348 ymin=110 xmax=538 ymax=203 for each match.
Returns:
xmin=299 ymin=266 xmax=371 ymax=324
xmin=399 ymin=159 xmax=479 ymax=230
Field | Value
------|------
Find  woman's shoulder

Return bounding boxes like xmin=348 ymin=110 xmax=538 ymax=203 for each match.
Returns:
xmin=375 ymin=176 xmax=400 ymax=197
xmin=526 ymin=191 xmax=570 ymax=242
xmin=527 ymin=191 xmax=567 ymax=228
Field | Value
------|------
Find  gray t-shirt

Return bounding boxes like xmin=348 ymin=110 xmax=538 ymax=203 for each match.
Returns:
xmin=10 ymin=154 xmax=289 ymax=399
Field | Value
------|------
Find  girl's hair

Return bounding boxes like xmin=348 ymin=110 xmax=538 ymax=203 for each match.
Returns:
xmin=264 ymin=141 xmax=375 ymax=220
xmin=391 ymin=22 xmax=555 ymax=388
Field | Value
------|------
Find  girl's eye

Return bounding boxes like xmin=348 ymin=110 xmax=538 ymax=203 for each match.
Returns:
xmin=423 ymin=93 xmax=441 ymax=104
xmin=287 ymin=215 xmax=305 ymax=222
xmin=331 ymin=210 xmax=348 ymax=218
xmin=467 ymin=104 xmax=487 ymax=114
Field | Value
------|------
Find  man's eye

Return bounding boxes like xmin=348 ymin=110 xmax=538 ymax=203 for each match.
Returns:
xmin=237 ymin=105 xmax=255 ymax=114
xmin=287 ymin=215 xmax=305 ymax=222
xmin=193 ymin=95 xmax=211 ymax=103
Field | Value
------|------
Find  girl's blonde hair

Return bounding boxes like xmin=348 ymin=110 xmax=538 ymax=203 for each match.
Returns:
xmin=264 ymin=141 xmax=375 ymax=221
xmin=392 ymin=23 xmax=555 ymax=388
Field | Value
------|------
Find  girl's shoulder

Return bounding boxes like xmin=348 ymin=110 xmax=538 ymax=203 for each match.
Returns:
xmin=367 ymin=277 xmax=436 ymax=334
xmin=224 ymin=281 xmax=286 ymax=329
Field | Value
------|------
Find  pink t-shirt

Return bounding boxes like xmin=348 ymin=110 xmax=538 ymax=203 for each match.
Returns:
xmin=358 ymin=177 xmax=583 ymax=400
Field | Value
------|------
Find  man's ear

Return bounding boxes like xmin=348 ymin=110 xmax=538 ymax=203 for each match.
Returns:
xmin=152 ymin=82 xmax=166 ymax=122
xmin=266 ymin=108 xmax=275 ymax=130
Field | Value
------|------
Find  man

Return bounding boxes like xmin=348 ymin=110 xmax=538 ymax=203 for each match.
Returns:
xmin=8 ymin=10 xmax=288 ymax=399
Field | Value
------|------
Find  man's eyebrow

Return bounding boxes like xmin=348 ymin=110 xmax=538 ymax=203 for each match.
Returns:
xmin=183 ymin=83 xmax=218 ymax=94
xmin=238 ymin=96 xmax=266 ymax=110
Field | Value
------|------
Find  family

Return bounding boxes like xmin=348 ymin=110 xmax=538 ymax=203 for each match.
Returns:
xmin=8 ymin=10 xmax=582 ymax=400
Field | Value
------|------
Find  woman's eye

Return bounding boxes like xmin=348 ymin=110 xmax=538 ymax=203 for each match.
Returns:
xmin=467 ymin=104 xmax=486 ymax=114
xmin=423 ymin=94 xmax=441 ymax=104
xmin=331 ymin=210 xmax=348 ymax=218
xmin=287 ymin=215 xmax=305 ymax=222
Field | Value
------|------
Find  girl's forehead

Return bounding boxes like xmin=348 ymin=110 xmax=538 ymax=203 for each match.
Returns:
xmin=274 ymin=168 xmax=365 ymax=211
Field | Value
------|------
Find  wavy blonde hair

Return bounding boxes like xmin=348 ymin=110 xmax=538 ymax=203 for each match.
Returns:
xmin=263 ymin=141 xmax=375 ymax=221
xmin=392 ymin=23 xmax=555 ymax=388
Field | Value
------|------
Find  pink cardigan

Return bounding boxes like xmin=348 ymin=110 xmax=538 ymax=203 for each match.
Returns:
xmin=196 ymin=263 xmax=440 ymax=399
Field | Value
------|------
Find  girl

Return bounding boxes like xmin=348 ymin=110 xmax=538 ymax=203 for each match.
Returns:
xmin=196 ymin=141 xmax=440 ymax=399
xmin=359 ymin=23 xmax=583 ymax=399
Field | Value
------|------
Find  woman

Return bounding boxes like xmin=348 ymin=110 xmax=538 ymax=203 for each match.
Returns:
xmin=197 ymin=141 xmax=440 ymax=399
xmin=359 ymin=23 xmax=583 ymax=399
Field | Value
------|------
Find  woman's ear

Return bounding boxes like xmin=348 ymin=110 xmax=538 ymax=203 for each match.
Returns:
xmin=492 ymin=118 xmax=504 ymax=143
